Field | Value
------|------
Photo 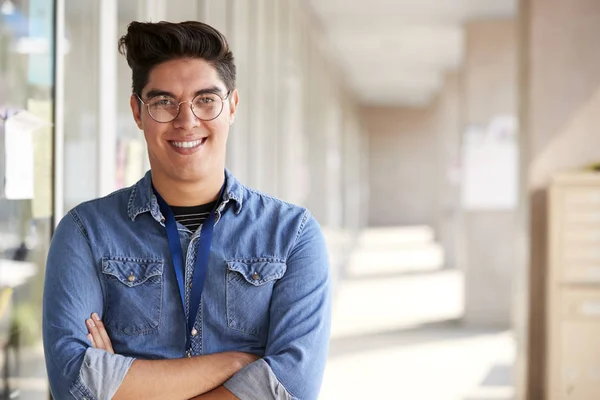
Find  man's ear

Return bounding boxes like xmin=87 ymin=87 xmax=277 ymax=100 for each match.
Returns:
xmin=228 ymin=89 xmax=239 ymax=124
xmin=130 ymin=94 xmax=143 ymax=130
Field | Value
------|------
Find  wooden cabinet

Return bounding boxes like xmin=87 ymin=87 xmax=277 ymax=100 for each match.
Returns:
xmin=548 ymin=173 xmax=600 ymax=399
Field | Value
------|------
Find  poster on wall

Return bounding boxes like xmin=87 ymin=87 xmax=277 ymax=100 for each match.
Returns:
xmin=1 ymin=110 xmax=49 ymax=200
xmin=461 ymin=116 xmax=519 ymax=210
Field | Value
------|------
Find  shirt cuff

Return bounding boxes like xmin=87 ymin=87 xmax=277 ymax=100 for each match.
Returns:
xmin=69 ymin=348 xmax=135 ymax=400
xmin=223 ymin=359 xmax=295 ymax=400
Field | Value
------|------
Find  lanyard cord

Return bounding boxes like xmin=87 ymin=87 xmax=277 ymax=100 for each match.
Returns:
xmin=153 ymin=184 xmax=224 ymax=351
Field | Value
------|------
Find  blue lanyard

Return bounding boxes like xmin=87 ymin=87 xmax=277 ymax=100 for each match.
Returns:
xmin=153 ymin=184 xmax=224 ymax=351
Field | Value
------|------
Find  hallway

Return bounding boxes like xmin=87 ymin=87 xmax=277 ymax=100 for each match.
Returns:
xmin=320 ymin=227 xmax=515 ymax=400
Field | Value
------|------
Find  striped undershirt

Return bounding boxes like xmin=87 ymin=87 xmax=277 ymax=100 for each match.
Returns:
xmin=171 ymin=200 xmax=218 ymax=232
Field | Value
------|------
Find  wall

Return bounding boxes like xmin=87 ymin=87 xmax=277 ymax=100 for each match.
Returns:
xmin=364 ymin=106 xmax=441 ymax=228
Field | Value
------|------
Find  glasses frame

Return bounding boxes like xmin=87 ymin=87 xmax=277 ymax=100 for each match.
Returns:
xmin=136 ymin=90 xmax=232 ymax=123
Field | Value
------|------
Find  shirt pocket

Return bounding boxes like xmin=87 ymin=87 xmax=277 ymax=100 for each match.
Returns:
xmin=226 ymin=259 xmax=287 ymax=337
xmin=101 ymin=257 xmax=163 ymax=335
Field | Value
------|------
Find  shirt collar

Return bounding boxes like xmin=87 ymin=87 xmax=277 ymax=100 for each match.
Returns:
xmin=127 ymin=169 xmax=244 ymax=221
xmin=222 ymin=169 xmax=244 ymax=214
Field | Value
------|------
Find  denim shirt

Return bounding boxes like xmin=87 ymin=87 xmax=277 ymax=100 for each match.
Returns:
xmin=42 ymin=170 xmax=332 ymax=400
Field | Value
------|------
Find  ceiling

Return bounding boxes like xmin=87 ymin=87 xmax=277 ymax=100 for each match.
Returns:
xmin=307 ymin=0 xmax=517 ymax=107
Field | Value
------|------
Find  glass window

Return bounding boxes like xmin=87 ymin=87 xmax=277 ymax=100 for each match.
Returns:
xmin=0 ymin=0 xmax=54 ymax=397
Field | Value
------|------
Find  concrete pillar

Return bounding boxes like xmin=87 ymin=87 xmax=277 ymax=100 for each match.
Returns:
xmin=517 ymin=1 xmax=600 ymax=398
xmin=243 ymin=0 xmax=268 ymax=192
xmin=435 ymin=72 xmax=462 ymax=269
xmin=226 ymin=0 xmax=251 ymax=184
xmin=250 ymin=0 xmax=281 ymax=196
xmin=324 ymin=99 xmax=344 ymax=229
xmin=165 ymin=0 xmax=197 ymax=22
xmin=341 ymin=105 xmax=364 ymax=234
xmin=461 ymin=19 xmax=518 ymax=328
xmin=304 ymin=60 xmax=345 ymax=229
xmin=197 ymin=0 xmax=227 ymax=33
xmin=305 ymin=50 xmax=330 ymax=224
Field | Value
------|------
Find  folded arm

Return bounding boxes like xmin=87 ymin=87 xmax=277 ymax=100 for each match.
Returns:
xmin=86 ymin=313 xmax=251 ymax=400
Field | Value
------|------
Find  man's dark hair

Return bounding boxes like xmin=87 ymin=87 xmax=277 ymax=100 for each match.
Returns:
xmin=118 ymin=21 xmax=236 ymax=96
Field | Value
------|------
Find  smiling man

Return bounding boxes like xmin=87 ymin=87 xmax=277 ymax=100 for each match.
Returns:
xmin=42 ymin=21 xmax=331 ymax=400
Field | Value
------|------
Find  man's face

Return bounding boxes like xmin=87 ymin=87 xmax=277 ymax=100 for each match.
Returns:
xmin=130 ymin=58 xmax=238 ymax=185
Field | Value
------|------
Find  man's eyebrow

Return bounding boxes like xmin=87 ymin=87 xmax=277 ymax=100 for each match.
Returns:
xmin=194 ymin=86 xmax=226 ymax=97
xmin=144 ymin=86 xmax=226 ymax=99
xmin=144 ymin=89 xmax=174 ymax=98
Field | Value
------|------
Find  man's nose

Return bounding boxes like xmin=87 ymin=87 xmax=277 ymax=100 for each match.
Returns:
xmin=173 ymin=101 xmax=199 ymax=129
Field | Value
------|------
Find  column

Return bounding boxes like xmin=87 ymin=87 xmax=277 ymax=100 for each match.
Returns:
xmin=461 ymin=19 xmax=518 ymax=328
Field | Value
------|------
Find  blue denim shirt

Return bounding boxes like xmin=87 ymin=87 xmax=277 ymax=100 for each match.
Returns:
xmin=42 ymin=170 xmax=332 ymax=400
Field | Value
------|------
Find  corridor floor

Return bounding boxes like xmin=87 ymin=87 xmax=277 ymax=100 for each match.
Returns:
xmin=319 ymin=227 xmax=515 ymax=400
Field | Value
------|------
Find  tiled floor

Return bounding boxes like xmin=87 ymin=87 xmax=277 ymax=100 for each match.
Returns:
xmin=320 ymin=227 xmax=515 ymax=400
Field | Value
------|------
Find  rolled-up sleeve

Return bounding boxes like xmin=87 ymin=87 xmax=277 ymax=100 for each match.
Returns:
xmin=224 ymin=212 xmax=332 ymax=400
xmin=43 ymin=211 xmax=134 ymax=399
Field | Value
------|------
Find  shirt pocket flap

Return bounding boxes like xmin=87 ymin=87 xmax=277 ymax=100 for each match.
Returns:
xmin=102 ymin=257 xmax=164 ymax=288
xmin=226 ymin=260 xmax=286 ymax=286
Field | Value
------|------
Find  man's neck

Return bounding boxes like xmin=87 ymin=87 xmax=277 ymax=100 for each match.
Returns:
xmin=152 ymin=172 xmax=224 ymax=207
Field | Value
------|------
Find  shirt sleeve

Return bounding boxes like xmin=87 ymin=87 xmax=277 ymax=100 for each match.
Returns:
xmin=224 ymin=212 xmax=332 ymax=400
xmin=42 ymin=211 xmax=135 ymax=400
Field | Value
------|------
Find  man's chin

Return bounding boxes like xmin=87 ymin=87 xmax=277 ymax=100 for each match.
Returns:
xmin=169 ymin=167 xmax=222 ymax=184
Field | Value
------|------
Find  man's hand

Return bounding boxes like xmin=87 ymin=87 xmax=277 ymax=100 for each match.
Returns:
xmin=86 ymin=313 xmax=115 ymax=354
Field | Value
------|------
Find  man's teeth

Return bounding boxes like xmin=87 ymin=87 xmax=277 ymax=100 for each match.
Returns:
xmin=171 ymin=139 xmax=203 ymax=148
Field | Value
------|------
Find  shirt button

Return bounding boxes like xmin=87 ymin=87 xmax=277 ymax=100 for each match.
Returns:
xmin=160 ymin=216 xmax=165 ymax=223
xmin=191 ymin=328 xmax=198 ymax=336
xmin=128 ymin=273 xmax=136 ymax=282
xmin=252 ymin=272 xmax=260 ymax=281
xmin=189 ymin=282 xmax=193 ymax=289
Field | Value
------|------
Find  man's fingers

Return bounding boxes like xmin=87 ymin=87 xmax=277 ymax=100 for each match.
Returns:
xmin=86 ymin=318 xmax=106 ymax=350
xmin=91 ymin=313 xmax=115 ymax=354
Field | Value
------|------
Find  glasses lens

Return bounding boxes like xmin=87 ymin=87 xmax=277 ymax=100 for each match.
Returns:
xmin=148 ymin=96 xmax=179 ymax=122
xmin=192 ymin=93 xmax=223 ymax=121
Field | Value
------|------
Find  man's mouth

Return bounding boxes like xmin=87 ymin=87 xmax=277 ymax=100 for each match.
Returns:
xmin=169 ymin=137 xmax=207 ymax=149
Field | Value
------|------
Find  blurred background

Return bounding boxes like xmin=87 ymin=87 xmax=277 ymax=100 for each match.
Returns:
xmin=1 ymin=0 xmax=600 ymax=399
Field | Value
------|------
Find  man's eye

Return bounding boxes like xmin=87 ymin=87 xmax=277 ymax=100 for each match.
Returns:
xmin=197 ymin=96 xmax=216 ymax=105
xmin=151 ymin=98 xmax=176 ymax=107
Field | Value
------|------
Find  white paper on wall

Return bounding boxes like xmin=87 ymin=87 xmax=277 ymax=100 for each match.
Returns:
xmin=2 ymin=110 xmax=49 ymax=200
xmin=461 ymin=116 xmax=519 ymax=210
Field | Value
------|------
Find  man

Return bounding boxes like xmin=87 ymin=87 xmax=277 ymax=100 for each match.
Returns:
xmin=43 ymin=21 xmax=331 ymax=400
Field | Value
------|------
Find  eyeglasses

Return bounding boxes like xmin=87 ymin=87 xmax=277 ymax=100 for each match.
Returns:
xmin=136 ymin=90 xmax=231 ymax=123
